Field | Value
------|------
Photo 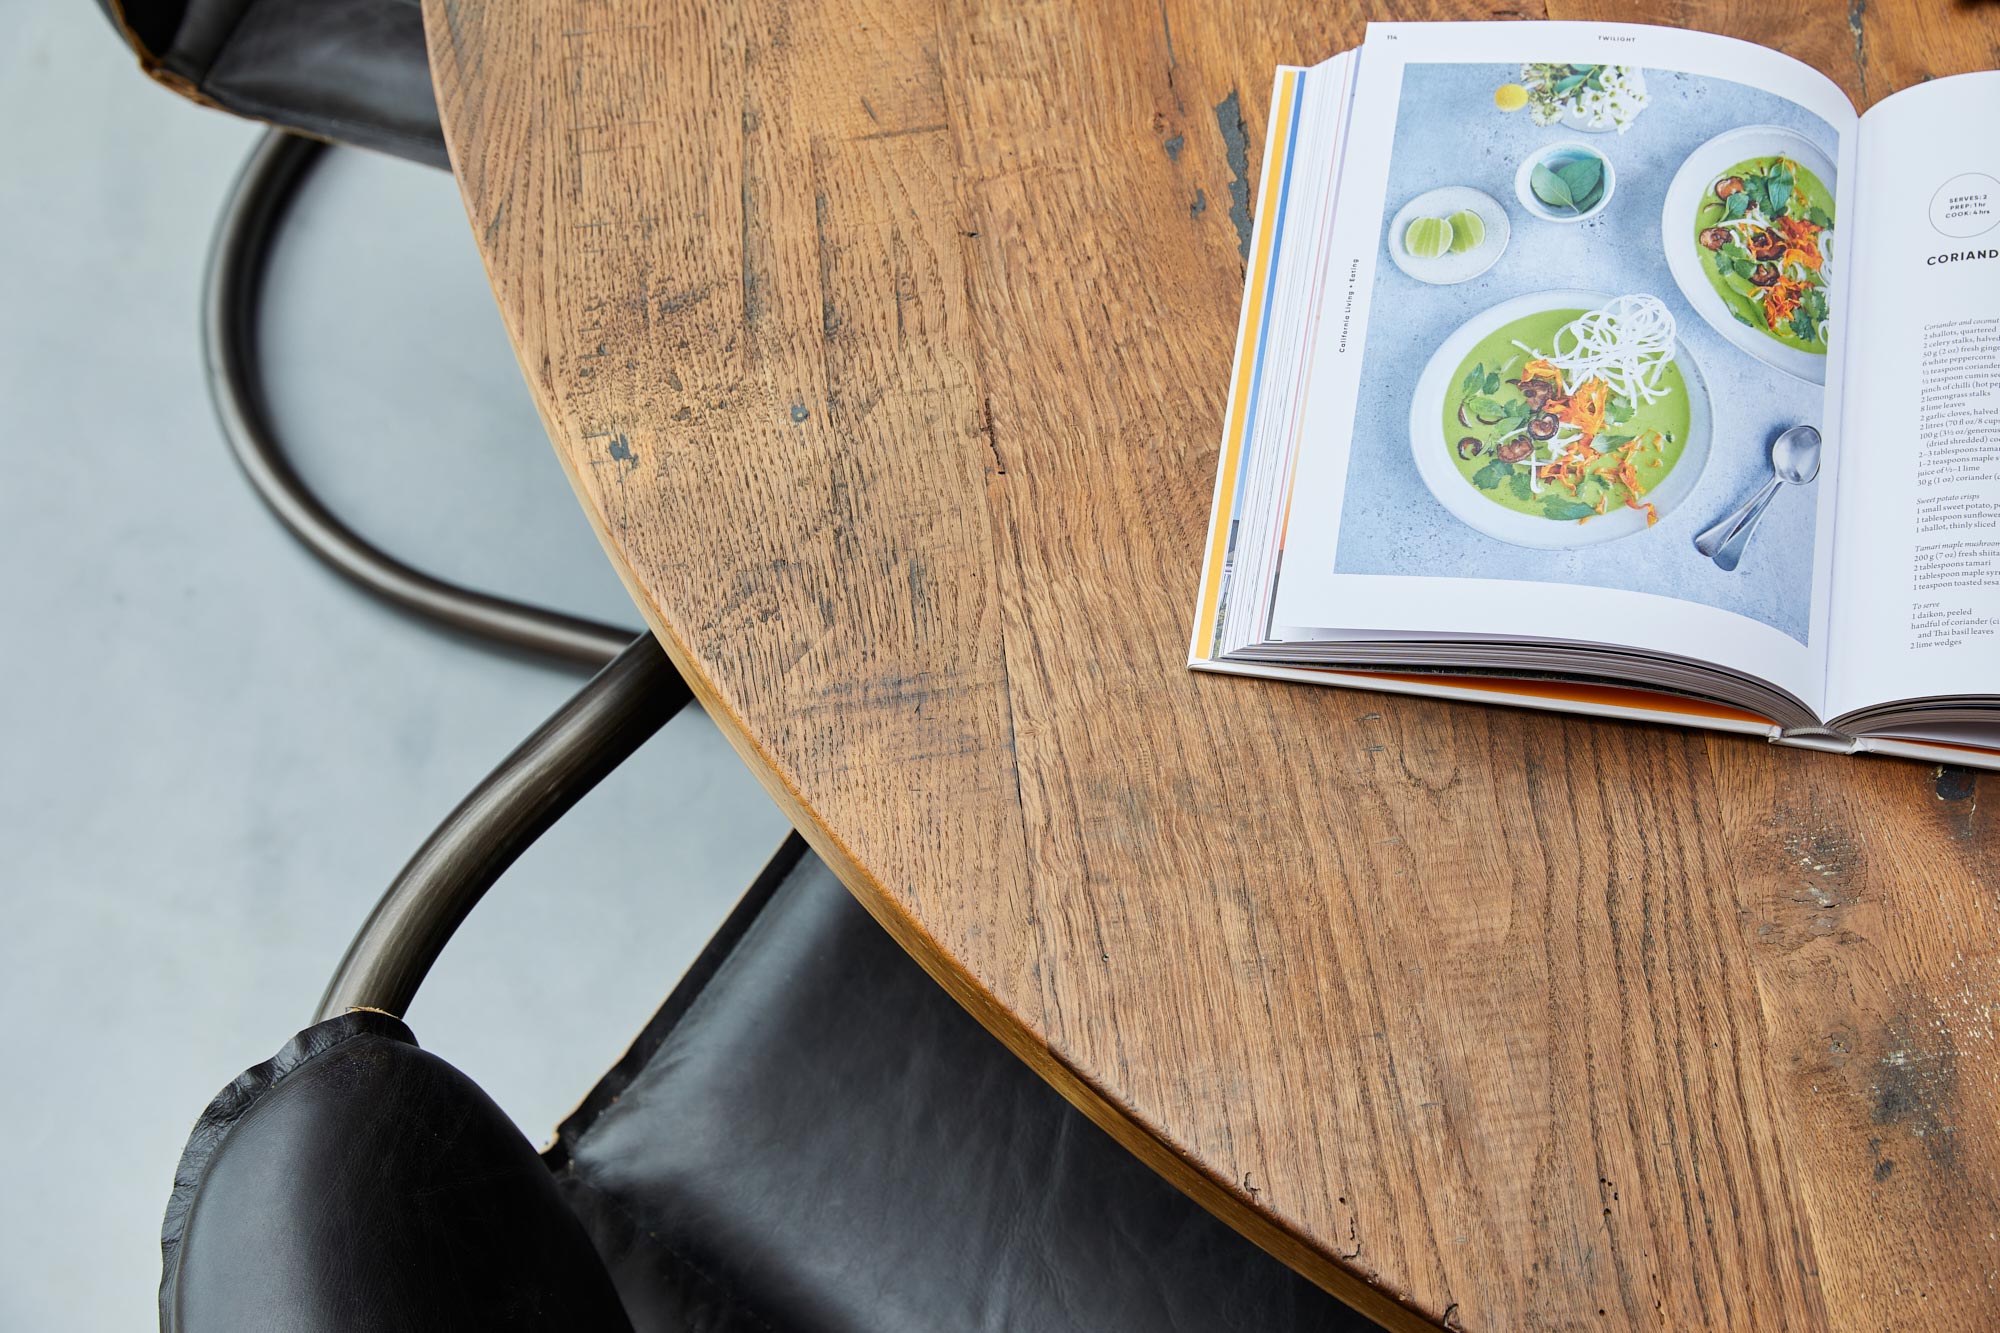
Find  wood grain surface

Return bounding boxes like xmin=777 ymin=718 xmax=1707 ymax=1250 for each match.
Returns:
xmin=423 ymin=1 xmax=2000 ymax=1326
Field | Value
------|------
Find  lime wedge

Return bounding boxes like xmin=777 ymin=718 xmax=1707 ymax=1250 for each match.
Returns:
xmin=1404 ymin=216 xmax=1453 ymax=260
xmin=1447 ymin=210 xmax=1485 ymax=253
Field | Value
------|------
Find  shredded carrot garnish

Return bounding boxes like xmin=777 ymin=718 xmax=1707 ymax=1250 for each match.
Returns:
xmin=1521 ymin=359 xmax=1564 ymax=391
xmin=1763 ymin=277 xmax=1806 ymax=332
xmin=1775 ymin=216 xmax=1823 ymax=273
xmin=1555 ymin=377 xmax=1610 ymax=436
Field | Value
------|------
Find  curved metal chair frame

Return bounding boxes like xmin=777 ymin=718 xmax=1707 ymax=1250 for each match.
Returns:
xmin=317 ymin=632 xmax=692 ymax=1020
xmin=205 ymin=129 xmax=637 ymax=669
xmin=201 ymin=129 xmax=705 ymax=1020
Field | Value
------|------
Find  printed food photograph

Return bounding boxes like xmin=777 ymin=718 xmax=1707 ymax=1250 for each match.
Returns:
xmin=1336 ymin=62 xmax=1839 ymax=642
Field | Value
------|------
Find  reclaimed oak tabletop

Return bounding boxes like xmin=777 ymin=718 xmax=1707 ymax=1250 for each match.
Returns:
xmin=422 ymin=0 xmax=2000 ymax=1326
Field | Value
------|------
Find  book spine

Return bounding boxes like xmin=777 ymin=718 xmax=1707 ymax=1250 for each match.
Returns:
xmin=1773 ymin=729 xmax=1862 ymax=754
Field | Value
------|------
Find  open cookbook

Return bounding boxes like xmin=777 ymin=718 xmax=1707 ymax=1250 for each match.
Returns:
xmin=1190 ymin=21 xmax=2000 ymax=766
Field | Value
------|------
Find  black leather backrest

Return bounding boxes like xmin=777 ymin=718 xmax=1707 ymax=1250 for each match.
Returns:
xmin=551 ymin=849 xmax=1377 ymax=1332
xmin=98 ymin=0 xmax=447 ymax=166
xmin=161 ymin=1011 xmax=631 ymax=1332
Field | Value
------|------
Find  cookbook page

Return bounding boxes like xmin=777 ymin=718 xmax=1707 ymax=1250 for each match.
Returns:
xmin=1267 ymin=21 xmax=1857 ymax=712
xmin=1825 ymin=73 xmax=2000 ymax=721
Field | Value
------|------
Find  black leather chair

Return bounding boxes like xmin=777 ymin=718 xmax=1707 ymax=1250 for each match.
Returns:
xmin=158 ymin=638 xmax=1383 ymax=1331
xmin=103 ymin=6 xmax=1391 ymax=1329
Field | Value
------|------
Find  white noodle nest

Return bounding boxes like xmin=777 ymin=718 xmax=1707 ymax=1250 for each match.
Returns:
xmin=1512 ymin=294 xmax=1679 ymax=407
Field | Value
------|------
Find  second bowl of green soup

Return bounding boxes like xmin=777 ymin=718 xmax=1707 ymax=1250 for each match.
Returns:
xmin=1662 ymin=125 xmax=1837 ymax=385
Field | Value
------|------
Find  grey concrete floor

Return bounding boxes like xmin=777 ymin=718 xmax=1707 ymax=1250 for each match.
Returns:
xmin=0 ymin=5 xmax=790 ymax=1328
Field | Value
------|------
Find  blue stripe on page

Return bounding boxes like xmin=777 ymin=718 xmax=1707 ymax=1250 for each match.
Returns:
xmin=1234 ymin=71 xmax=1308 ymax=521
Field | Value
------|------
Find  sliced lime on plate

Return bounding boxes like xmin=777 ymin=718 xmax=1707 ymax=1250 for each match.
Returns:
xmin=1404 ymin=216 xmax=1453 ymax=260
xmin=1447 ymin=210 xmax=1485 ymax=253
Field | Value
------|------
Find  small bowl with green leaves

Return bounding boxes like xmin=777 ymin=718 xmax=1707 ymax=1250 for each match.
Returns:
xmin=1513 ymin=140 xmax=1615 ymax=224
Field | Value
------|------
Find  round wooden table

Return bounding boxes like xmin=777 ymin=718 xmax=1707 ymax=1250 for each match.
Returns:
xmin=424 ymin=2 xmax=2000 ymax=1327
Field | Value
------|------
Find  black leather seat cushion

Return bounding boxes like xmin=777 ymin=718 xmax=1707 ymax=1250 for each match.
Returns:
xmin=100 ymin=0 xmax=445 ymax=166
xmin=549 ymin=840 xmax=1380 ymax=1332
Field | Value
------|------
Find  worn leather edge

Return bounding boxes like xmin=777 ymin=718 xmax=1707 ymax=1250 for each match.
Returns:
xmin=158 ymin=1011 xmax=418 ymax=1326
xmin=96 ymin=0 xmax=447 ymax=166
xmin=96 ymin=0 xmax=227 ymax=110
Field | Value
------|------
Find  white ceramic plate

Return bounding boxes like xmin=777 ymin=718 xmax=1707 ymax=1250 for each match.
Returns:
xmin=1661 ymin=125 xmax=1836 ymax=385
xmin=1407 ymin=289 xmax=1714 ymax=549
xmin=1386 ymin=187 xmax=1511 ymax=285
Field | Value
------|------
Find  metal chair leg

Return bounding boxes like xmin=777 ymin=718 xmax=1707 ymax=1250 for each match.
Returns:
xmin=203 ymin=129 xmax=637 ymax=669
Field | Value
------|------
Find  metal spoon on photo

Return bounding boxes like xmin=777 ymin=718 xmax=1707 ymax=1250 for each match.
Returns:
xmin=1694 ymin=424 xmax=1822 ymax=572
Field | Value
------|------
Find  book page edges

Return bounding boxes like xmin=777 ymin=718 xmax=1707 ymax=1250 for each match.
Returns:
xmin=1192 ymin=661 xmax=2000 ymax=766
xmin=1189 ymin=659 xmax=1781 ymax=736
xmin=1857 ymin=736 xmax=2000 ymax=772
xmin=1188 ymin=66 xmax=1309 ymax=665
